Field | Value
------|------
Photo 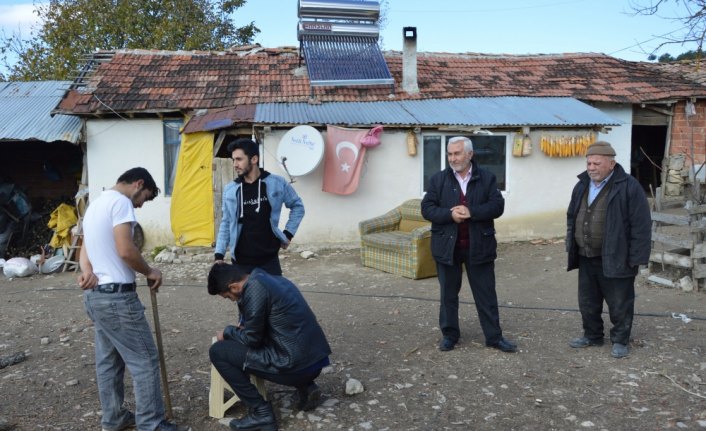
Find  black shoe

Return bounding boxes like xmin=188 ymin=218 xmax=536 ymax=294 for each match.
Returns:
xmin=569 ymin=336 xmax=604 ymax=348
xmin=439 ymin=338 xmax=456 ymax=351
xmin=611 ymin=343 xmax=629 ymax=358
xmin=487 ymin=338 xmax=517 ymax=353
xmin=229 ymin=402 xmax=278 ymax=431
xmin=295 ymin=382 xmax=322 ymax=411
xmin=155 ymin=421 xmax=192 ymax=431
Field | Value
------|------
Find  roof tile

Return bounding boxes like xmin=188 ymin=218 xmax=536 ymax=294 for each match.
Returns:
xmin=55 ymin=48 xmax=706 ymax=115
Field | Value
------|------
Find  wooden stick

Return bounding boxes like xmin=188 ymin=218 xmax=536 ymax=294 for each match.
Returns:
xmin=150 ymin=288 xmax=174 ymax=419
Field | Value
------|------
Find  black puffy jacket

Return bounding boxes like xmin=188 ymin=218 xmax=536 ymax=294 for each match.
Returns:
xmin=223 ymin=268 xmax=331 ymax=373
xmin=421 ymin=161 xmax=505 ymax=266
xmin=566 ymin=163 xmax=652 ymax=277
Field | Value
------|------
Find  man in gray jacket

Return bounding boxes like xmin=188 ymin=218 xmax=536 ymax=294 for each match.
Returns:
xmin=215 ymin=138 xmax=304 ymax=275
xmin=566 ymin=141 xmax=651 ymax=358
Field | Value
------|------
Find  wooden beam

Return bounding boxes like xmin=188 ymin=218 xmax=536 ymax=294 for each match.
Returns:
xmin=651 ymin=232 xmax=693 ymax=249
xmin=647 ymin=275 xmax=674 ymax=287
xmin=688 ymin=204 xmax=706 ymax=215
xmin=214 ymin=131 xmax=226 ymax=157
xmin=651 ymin=212 xmax=690 ymax=225
xmin=693 ymin=243 xmax=706 ymax=259
xmin=649 ymin=250 xmax=693 ymax=268
xmin=693 ymin=263 xmax=706 ymax=278
xmin=690 ymin=219 xmax=706 ymax=232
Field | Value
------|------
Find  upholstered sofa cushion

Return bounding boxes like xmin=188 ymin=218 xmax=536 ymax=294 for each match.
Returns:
xmin=361 ymin=231 xmax=414 ymax=254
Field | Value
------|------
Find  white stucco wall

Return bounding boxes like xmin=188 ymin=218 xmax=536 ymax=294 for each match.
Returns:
xmin=499 ymin=103 xmax=633 ymax=240
xmin=83 ymin=104 xmax=633 ymax=249
xmin=86 ymin=119 xmax=175 ymax=248
xmin=261 ymin=129 xmax=420 ymax=246
xmin=262 ymin=107 xmax=632 ymax=246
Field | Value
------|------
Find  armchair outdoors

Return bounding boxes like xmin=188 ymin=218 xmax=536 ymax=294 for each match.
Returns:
xmin=358 ymin=199 xmax=437 ymax=280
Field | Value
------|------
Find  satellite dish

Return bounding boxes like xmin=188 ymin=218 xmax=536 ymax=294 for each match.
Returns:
xmin=277 ymin=125 xmax=324 ymax=176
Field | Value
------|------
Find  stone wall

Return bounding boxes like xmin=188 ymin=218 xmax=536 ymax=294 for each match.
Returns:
xmin=664 ymin=153 xmax=687 ymax=197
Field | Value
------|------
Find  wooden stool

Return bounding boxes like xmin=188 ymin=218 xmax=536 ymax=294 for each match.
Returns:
xmin=208 ymin=338 xmax=267 ymax=419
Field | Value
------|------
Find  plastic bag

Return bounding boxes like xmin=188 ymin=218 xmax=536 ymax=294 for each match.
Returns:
xmin=3 ymin=257 xmax=38 ymax=278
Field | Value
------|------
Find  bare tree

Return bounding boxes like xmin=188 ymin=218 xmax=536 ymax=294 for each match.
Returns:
xmin=631 ymin=0 xmax=706 ymax=54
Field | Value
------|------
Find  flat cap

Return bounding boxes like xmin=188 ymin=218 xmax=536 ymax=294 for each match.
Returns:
xmin=586 ymin=141 xmax=616 ymax=156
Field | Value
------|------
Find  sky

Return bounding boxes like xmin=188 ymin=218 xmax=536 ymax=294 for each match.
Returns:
xmin=0 ymin=0 xmax=700 ymax=64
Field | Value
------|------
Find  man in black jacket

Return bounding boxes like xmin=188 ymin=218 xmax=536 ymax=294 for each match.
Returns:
xmin=566 ymin=141 xmax=651 ymax=359
xmin=421 ymin=136 xmax=517 ymax=353
xmin=207 ymin=264 xmax=331 ymax=431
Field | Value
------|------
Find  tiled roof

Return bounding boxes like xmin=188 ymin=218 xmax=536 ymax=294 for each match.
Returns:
xmin=55 ymin=46 xmax=706 ymax=115
xmin=653 ymin=59 xmax=706 ymax=86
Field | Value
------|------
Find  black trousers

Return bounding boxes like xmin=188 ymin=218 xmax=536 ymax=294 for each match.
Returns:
xmin=436 ymin=248 xmax=503 ymax=345
xmin=577 ymin=255 xmax=635 ymax=345
xmin=231 ymin=254 xmax=282 ymax=276
xmin=209 ymin=339 xmax=321 ymax=407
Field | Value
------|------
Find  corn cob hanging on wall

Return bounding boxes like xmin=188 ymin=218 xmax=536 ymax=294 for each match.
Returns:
xmin=539 ymin=132 xmax=597 ymax=158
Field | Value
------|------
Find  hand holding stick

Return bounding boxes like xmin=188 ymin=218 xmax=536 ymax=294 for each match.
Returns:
xmin=149 ymin=279 xmax=173 ymax=419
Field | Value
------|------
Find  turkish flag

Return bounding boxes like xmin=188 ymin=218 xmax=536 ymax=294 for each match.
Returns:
xmin=322 ymin=125 xmax=369 ymax=195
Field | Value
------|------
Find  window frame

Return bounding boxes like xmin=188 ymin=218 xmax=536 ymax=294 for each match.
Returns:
xmin=163 ymin=119 xmax=184 ymax=197
xmin=420 ymin=132 xmax=510 ymax=195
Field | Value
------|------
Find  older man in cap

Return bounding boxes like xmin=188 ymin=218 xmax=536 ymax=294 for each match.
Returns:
xmin=566 ymin=141 xmax=651 ymax=358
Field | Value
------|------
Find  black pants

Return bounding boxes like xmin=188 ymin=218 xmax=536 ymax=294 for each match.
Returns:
xmin=436 ymin=248 xmax=502 ymax=345
xmin=577 ymin=255 xmax=635 ymax=345
xmin=209 ymin=339 xmax=321 ymax=407
xmin=231 ymin=254 xmax=282 ymax=276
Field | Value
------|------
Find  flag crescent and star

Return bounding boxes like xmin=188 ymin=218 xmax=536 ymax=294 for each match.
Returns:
xmin=322 ymin=125 xmax=383 ymax=195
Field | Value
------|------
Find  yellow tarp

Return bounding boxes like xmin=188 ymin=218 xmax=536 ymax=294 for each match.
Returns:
xmin=48 ymin=203 xmax=77 ymax=248
xmin=170 ymin=131 xmax=215 ymax=246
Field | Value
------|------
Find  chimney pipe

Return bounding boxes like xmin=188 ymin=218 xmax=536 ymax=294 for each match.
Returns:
xmin=402 ymin=26 xmax=419 ymax=94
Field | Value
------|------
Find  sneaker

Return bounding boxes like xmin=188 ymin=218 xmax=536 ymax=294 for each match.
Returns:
xmin=156 ymin=420 xmax=192 ymax=431
xmin=102 ymin=411 xmax=135 ymax=431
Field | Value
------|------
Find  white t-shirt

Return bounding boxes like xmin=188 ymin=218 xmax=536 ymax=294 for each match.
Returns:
xmin=82 ymin=189 xmax=137 ymax=284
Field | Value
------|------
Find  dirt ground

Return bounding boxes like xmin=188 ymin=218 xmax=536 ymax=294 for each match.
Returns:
xmin=1 ymin=240 xmax=705 ymax=431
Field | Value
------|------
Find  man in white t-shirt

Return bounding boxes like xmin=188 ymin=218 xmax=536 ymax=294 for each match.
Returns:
xmin=78 ymin=167 xmax=191 ymax=431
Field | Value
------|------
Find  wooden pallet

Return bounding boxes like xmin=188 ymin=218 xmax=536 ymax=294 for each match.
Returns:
xmin=649 ymin=196 xmax=706 ymax=291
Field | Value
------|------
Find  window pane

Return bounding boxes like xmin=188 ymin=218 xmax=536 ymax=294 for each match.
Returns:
xmin=163 ymin=120 xmax=183 ymax=196
xmin=470 ymin=135 xmax=506 ymax=190
xmin=423 ymin=135 xmax=442 ymax=191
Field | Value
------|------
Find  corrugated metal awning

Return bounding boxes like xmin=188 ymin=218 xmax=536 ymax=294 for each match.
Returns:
xmin=301 ymin=34 xmax=394 ymax=87
xmin=0 ymin=81 xmax=82 ymax=144
xmin=255 ymin=97 xmax=622 ymax=127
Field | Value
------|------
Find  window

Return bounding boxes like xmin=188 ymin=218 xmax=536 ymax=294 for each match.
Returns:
xmin=163 ymin=119 xmax=183 ymax=196
xmin=422 ymin=134 xmax=508 ymax=192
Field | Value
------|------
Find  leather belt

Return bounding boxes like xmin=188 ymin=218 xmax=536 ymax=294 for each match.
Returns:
xmin=94 ymin=282 xmax=137 ymax=293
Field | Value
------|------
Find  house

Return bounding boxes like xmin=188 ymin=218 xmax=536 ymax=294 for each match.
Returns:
xmin=0 ymin=81 xmax=84 ymax=257
xmin=1 ymin=81 xmax=83 ymax=202
xmin=52 ymin=41 xmax=706 ymax=249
